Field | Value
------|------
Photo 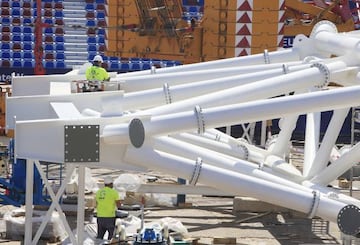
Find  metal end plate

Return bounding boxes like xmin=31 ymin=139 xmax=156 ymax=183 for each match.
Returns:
xmin=64 ymin=125 xmax=100 ymax=163
xmin=129 ymin=118 xmax=145 ymax=148
xmin=337 ymin=204 xmax=360 ymax=235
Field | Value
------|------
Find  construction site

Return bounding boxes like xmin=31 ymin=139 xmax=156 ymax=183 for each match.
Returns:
xmin=1 ymin=0 xmax=360 ymax=244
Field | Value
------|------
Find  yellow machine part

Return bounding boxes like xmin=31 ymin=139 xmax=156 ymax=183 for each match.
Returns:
xmin=105 ymin=0 xmax=356 ymax=64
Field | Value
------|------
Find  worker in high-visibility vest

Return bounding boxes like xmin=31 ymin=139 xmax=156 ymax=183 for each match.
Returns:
xmin=95 ymin=176 xmax=121 ymax=240
xmin=85 ymin=55 xmax=110 ymax=91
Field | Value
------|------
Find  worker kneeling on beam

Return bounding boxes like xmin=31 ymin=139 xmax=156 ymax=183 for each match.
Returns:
xmin=85 ymin=55 xmax=110 ymax=92
xmin=95 ymin=176 xmax=122 ymax=240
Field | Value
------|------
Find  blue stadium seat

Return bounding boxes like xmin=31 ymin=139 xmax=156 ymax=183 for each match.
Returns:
xmin=56 ymin=61 xmax=66 ymax=68
xmin=54 ymin=11 xmax=64 ymax=18
xmin=11 ymin=9 xmax=21 ymax=17
xmin=96 ymin=11 xmax=105 ymax=19
xmin=120 ymin=63 xmax=130 ymax=71
xmin=88 ymin=54 xmax=95 ymax=61
xmin=142 ymin=63 xmax=151 ymax=70
xmin=1 ymin=51 xmax=11 ymax=59
xmin=1 ymin=43 xmax=10 ymax=50
xmin=55 ymin=44 xmax=65 ymax=52
xmin=12 ymin=35 xmax=22 ymax=42
xmin=12 ymin=26 xmax=22 ymax=34
xmin=131 ymin=63 xmax=141 ymax=71
xmin=23 ymin=26 xmax=32 ymax=34
xmin=56 ymin=52 xmax=65 ymax=60
xmin=86 ymin=19 xmax=96 ymax=27
xmin=45 ymin=61 xmax=55 ymax=69
xmin=85 ymin=4 xmax=95 ymax=11
xmin=97 ymin=36 xmax=105 ymax=44
xmin=97 ymin=29 xmax=105 ymax=36
xmin=55 ymin=36 xmax=64 ymax=43
xmin=87 ymin=36 xmax=97 ymax=44
xmin=1 ymin=17 xmax=10 ymax=25
xmin=12 ymin=60 xmax=22 ymax=67
xmin=23 ymin=60 xmax=34 ymax=68
xmin=45 ymin=44 xmax=54 ymax=52
xmin=23 ymin=52 xmax=33 ymax=60
xmin=23 ymin=17 xmax=33 ymax=25
xmin=110 ymin=62 xmax=119 ymax=70
xmin=44 ymin=27 xmax=53 ymax=35
xmin=23 ymin=43 xmax=33 ymax=51
xmin=44 ymin=18 xmax=53 ymax=25
xmin=96 ymin=0 xmax=105 ymax=3
xmin=12 ymin=51 xmax=22 ymax=59
xmin=11 ymin=1 xmax=21 ymax=8
xmin=87 ymin=45 xmax=97 ymax=52
xmin=23 ymin=34 xmax=33 ymax=43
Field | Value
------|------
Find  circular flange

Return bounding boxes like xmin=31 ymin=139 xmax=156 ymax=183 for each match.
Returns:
xmin=129 ymin=118 xmax=145 ymax=148
xmin=337 ymin=204 xmax=360 ymax=235
xmin=310 ymin=20 xmax=337 ymax=39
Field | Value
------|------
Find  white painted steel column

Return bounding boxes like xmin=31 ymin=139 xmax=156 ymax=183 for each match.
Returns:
xmin=102 ymin=86 xmax=360 ymax=147
xmin=77 ymin=166 xmax=85 ymax=244
xmin=311 ymin=141 xmax=360 ymax=185
xmin=303 ymin=109 xmax=321 ymax=177
xmin=268 ymin=115 xmax=298 ymax=157
xmin=305 ymin=108 xmax=350 ymax=179
xmin=116 ymin=61 xmax=307 ymax=92
xmin=123 ymin=145 xmax=352 ymax=225
xmin=115 ymin=48 xmax=302 ymax=78
xmin=25 ymin=159 xmax=34 ymax=245
xmin=31 ymin=162 xmax=77 ymax=244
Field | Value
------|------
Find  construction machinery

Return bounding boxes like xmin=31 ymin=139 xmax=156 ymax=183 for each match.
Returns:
xmin=105 ymin=0 xmax=360 ymax=63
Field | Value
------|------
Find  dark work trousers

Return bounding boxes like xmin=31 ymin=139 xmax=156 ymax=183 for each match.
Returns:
xmin=97 ymin=217 xmax=116 ymax=240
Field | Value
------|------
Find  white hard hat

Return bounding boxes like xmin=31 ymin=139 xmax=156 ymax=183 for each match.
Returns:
xmin=104 ymin=176 xmax=113 ymax=185
xmin=93 ymin=55 xmax=103 ymax=63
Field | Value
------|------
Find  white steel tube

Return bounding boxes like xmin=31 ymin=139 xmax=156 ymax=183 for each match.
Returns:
xmin=305 ymin=108 xmax=350 ymax=179
xmin=25 ymin=159 xmax=34 ymax=245
xmin=137 ymin=61 xmax=348 ymax=116
xmin=123 ymin=64 xmax=311 ymax=111
xmin=303 ymin=109 xmax=321 ymax=177
xmin=311 ymin=141 xmax=360 ymax=185
xmin=310 ymin=21 xmax=360 ymax=58
xmin=155 ymin=136 xmax=303 ymax=183
xmin=102 ymin=85 xmax=360 ymax=146
xmin=269 ymin=115 xmax=298 ymax=157
xmin=116 ymin=61 xmax=306 ymax=92
xmin=115 ymin=48 xmax=302 ymax=78
xmin=172 ymin=132 xmax=266 ymax=165
xmin=123 ymin=145 xmax=352 ymax=225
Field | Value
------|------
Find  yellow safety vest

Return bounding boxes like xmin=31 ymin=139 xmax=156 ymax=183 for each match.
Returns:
xmin=95 ymin=187 xmax=119 ymax=217
xmin=86 ymin=65 xmax=110 ymax=82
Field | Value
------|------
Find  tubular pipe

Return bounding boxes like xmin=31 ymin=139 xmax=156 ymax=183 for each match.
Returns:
xmin=102 ymin=85 xmax=360 ymax=146
xmin=115 ymin=49 xmax=302 ymax=78
xmin=137 ymin=61 xmax=348 ymax=116
xmin=305 ymin=108 xmax=350 ymax=179
xmin=124 ymin=145 xmax=353 ymax=226
xmin=115 ymin=61 xmax=307 ymax=92
xmin=122 ymin=64 xmax=311 ymax=110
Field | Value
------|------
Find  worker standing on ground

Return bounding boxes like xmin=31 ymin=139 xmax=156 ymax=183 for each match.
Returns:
xmin=95 ymin=176 xmax=121 ymax=240
xmin=85 ymin=55 xmax=110 ymax=91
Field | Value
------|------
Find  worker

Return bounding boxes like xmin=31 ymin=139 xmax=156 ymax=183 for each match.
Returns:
xmin=85 ymin=55 xmax=110 ymax=91
xmin=95 ymin=176 xmax=121 ymax=240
